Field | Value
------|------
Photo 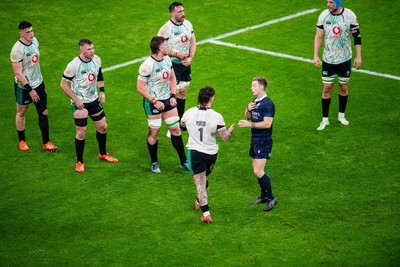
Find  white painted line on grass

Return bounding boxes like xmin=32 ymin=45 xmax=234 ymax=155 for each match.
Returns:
xmin=208 ymin=39 xmax=313 ymax=63
xmin=351 ymin=69 xmax=400 ymax=81
xmin=103 ymin=8 xmax=400 ymax=81
xmin=209 ymin=39 xmax=400 ymax=81
xmin=104 ymin=9 xmax=319 ymax=72
xmin=199 ymin=8 xmax=320 ymax=44
xmin=103 ymin=57 xmax=146 ymax=72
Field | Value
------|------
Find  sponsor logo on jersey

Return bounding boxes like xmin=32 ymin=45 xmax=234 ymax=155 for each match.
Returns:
xmin=181 ymin=35 xmax=188 ymax=43
xmin=32 ymin=54 xmax=38 ymax=63
xmin=162 ymin=71 xmax=169 ymax=80
xmin=88 ymin=73 xmax=95 ymax=82
xmin=332 ymin=26 xmax=341 ymax=35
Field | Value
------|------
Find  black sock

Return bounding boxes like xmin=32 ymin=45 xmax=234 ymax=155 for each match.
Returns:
xmin=257 ymin=178 xmax=267 ymax=198
xmin=75 ymin=138 xmax=85 ymax=163
xmin=147 ymin=139 xmax=158 ymax=163
xmin=200 ymin=204 xmax=209 ymax=213
xmin=322 ymin=98 xmax=331 ymax=118
xmin=176 ymin=98 xmax=186 ymax=120
xmin=17 ymin=130 xmax=26 ymax=142
xmin=96 ymin=131 xmax=107 ymax=155
xmin=171 ymin=135 xmax=187 ymax=163
xmin=260 ymin=173 xmax=274 ymax=199
xmin=38 ymin=114 xmax=50 ymax=144
xmin=339 ymin=94 xmax=348 ymax=113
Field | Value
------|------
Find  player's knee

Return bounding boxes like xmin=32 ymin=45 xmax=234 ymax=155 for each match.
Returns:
xmin=97 ymin=124 xmax=107 ymax=134
xmin=148 ymin=127 xmax=160 ymax=139
xmin=253 ymin=169 xmax=264 ymax=178
xmin=41 ymin=109 xmax=48 ymax=116
xmin=177 ymin=81 xmax=190 ymax=97
xmin=338 ymin=82 xmax=348 ymax=92
xmin=76 ymin=127 xmax=87 ymax=139
xmin=17 ymin=110 xmax=26 ymax=118
xmin=148 ymin=118 xmax=162 ymax=129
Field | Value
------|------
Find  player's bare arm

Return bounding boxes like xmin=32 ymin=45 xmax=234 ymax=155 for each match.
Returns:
xmin=313 ymin=29 xmax=324 ymax=69
xmin=218 ymin=124 xmax=234 ymax=141
xmin=60 ymin=79 xmax=84 ymax=110
xmin=12 ymin=62 xmax=40 ymax=102
xmin=137 ymin=79 xmax=165 ymax=111
xmin=352 ymin=29 xmax=362 ymax=69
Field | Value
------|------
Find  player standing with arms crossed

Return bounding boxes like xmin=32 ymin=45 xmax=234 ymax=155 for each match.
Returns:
xmin=314 ymin=0 xmax=362 ymax=130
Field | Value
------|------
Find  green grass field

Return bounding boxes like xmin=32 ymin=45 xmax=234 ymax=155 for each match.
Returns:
xmin=1 ymin=0 xmax=399 ymax=266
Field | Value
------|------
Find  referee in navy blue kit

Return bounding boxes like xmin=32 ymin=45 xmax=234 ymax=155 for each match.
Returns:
xmin=238 ymin=77 xmax=277 ymax=212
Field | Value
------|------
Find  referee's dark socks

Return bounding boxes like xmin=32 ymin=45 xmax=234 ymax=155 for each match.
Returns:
xmin=177 ymin=98 xmax=186 ymax=120
xmin=75 ymin=138 xmax=85 ymax=163
xmin=171 ymin=135 xmax=187 ymax=163
xmin=339 ymin=94 xmax=348 ymax=113
xmin=260 ymin=173 xmax=274 ymax=200
xmin=96 ymin=131 xmax=107 ymax=155
xmin=257 ymin=177 xmax=268 ymax=198
xmin=322 ymin=98 xmax=331 ymax=118
xmin=17 ymin=130 xmax=26 ymax=141
xmin=147 ymin=139 xmax=158 ymax=163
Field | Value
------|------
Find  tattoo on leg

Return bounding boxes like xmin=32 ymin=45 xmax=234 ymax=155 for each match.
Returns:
xmin=194 ymin=171 xmax=208 ymax=206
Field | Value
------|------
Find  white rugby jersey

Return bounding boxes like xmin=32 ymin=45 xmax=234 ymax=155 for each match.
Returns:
xmin=10 ymin=37 xmax=43 ymax=89
xmin=62 ymin=55 xmax=101 ymax=103
xmin=317 ymin=8 xmax=359 ymax=64
xmin=138 ymin=56 xmax=173 ymax=101
xmin=181 ymin=106 xmax=226 ymax=155
xmin=158 ymin=19 xmax=194 ymax=63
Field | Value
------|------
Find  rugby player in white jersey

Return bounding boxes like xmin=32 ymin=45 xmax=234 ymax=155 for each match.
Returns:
xmin=314 ymin=0 xmax=362 ymax=130
xmin=11 ymin=21 xmax=58 ymax=152
xmin=180 ymin=86 xmax=234 ymax=223
xmin=137 ymin=36 xmax=189 ymax=174
xmin=158 ymin=2 xmax=197 ymax=137
xmin=60 ymin=39 xmax=118 ymax=173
